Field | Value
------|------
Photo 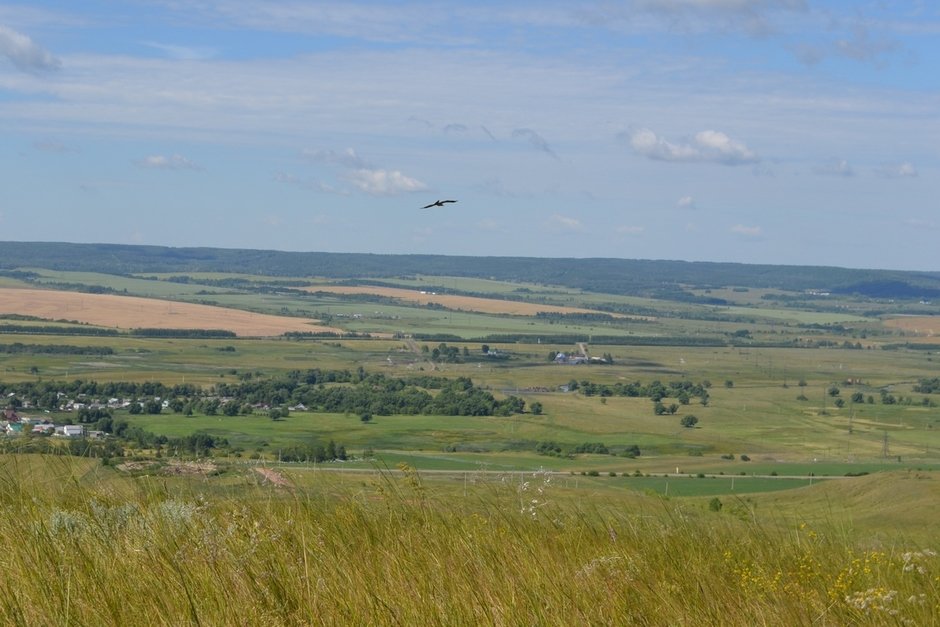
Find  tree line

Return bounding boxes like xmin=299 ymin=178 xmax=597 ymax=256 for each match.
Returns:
xmin=1 ymin=369 xmax=527 ymax=418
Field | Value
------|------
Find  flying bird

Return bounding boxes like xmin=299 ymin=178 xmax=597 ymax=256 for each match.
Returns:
xmin=422 ymin=199 xmax=457 ymax=209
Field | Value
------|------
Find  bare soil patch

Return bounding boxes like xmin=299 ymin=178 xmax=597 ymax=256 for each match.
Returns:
xmin=884 ymin=316 xmax=940 ymax=342
xmin=0 ymin=287 xmax=341 ymax=337
xmin=162 ymin=460 xmax=218 ymax=476
xmin=253 ymin=467 xmax=291 ymax=487
xmin=306 ymin=284 xmax=633 ymax=318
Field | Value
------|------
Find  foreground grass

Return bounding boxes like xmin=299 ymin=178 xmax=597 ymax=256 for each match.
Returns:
xmin=0 ymin=457 xmax=936 ymax=625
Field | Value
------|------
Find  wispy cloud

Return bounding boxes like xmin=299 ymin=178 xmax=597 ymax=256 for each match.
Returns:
xmin=905 ymin=218 xmax=938 ymax=231
xmin=591 ymin=0 xmax=809 ymax=38
xmin=874 ymin=161 xmax=918 ymax=178
xmin=135 ymin=154 xmax=202 ymax=170
xmin=301 ymin=147 xmax=367 ymax=169
xmin=0 ymin=24 xmax=60 ymax=72
xmin=512 ymin=128 xmax=559 ymax=160
xmin=345 ymin=168 xmax=427 ymax=196
xmin=676 ymin=195 xmax=696 ymax=209
xmin=813 ymin=159 xmax=854 ymax=177
xmin=33 ymin=140 xmax=75 ymax=153
xmin=627 ymin=128 xmax=759 ymax=165
xmin=617 ymin=225 xmax=645 ymax=235
xmin=143 ymin=42 xmax=219 ymax=60
xmin=731 ymin=224 xmax=762 ymax=237
xmin=273 ymin=172 xmax=347 ymax=194
xmin=547 ymin=214 xmax=584 ymax=231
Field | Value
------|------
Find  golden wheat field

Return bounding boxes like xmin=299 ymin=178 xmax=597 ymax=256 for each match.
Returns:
xmin=0 ymin=288 xmax=340 ymax=337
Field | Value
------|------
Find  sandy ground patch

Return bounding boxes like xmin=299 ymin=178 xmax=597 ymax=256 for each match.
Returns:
xmin=884 ymin=316 xmax=940 ymax=342
xmin=253 ymin=467 xmax=291 ymax=487
xmin=0 ymin=287 xmax=342 ymax=337
xmin=306 ymin=284 xmax=633 ymax=318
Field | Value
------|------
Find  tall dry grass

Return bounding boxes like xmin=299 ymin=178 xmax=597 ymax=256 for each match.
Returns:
xmin=0 ymin=459 xmax=936 ymax=625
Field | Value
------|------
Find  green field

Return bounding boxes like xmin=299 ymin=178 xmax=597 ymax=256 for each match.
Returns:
xmin=3 ymin=264 xmax=940 ymax=495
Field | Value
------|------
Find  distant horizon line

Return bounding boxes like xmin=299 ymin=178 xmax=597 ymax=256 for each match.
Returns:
xmin=3 ymin=239 xmax=936 ymax=275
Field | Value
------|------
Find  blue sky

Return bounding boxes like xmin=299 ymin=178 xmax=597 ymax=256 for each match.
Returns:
xmin=1 ymin=1 xmax=937 ymax=271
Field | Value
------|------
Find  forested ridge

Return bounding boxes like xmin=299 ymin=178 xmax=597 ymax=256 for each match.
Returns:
xmin=3 ymin=241 xmax=939 ymax=298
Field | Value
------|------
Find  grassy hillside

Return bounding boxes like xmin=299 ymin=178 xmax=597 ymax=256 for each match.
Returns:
xmin=0 ymin=456 xmax=936 ymax=625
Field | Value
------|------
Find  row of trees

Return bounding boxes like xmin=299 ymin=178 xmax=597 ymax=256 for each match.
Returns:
xmin=569 ymin=378 xmax=711 ymax=405
xmin=535 ymin=441 xmax=641 ymax=458
xmin=0 ymin=343 xmax=114 ymax=355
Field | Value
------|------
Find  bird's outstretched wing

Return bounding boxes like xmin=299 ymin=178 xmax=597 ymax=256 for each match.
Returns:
xmin=422 ymin=199 xmax=458 ymax=209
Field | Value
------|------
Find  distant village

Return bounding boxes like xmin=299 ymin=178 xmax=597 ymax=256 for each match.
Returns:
xmin=2 ymin=405 xmax=97 ymax=438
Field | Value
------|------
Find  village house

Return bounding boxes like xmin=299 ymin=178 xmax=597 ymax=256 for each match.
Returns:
xmin=55 ymin=425 xmax=85 ymax=438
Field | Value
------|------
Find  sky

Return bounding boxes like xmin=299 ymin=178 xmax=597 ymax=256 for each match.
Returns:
xmin=0 ymin=1 xmax=938 ymax=271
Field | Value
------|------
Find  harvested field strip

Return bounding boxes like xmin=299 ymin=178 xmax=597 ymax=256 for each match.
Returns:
xmin=884 ymin=315 xmax=940 ymax=340
xmin=0 ymin=288 xmax=341 ymax=337
xmin=306 ymin=284 xmax=638 ymax=318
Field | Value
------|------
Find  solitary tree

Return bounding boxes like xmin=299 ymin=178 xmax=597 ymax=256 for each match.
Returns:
xmin=680 ymin=415 xmax=699 ymax=428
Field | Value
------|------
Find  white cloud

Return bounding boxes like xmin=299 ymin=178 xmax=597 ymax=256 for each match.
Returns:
xmin=874 ymin=161 xmax=918 ymax=178
xmin=345 ymin=168 xmax=427 ymax=196
xmin=298 ymin=147 xmax=424 ymax=196
xmin=548 ymin=214 xmax=584 ymax=231
xmin=813 ymin=159 xmax=854 ymax=177
xmin=677 ymin=195 xmax=695 ymax=209
xmin=0 ymin=24 xmax=60 ymax=72
xmin=136 ymin=154 xmax=202 ymax=170
xmin=628 ymin=128 xmax=759 ymax=165
xmin=731 ymin=224 xmax=762 ymax=237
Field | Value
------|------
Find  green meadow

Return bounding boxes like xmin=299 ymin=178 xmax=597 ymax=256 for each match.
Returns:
xmin=2 ymin=260 xmax=940 ymax=623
